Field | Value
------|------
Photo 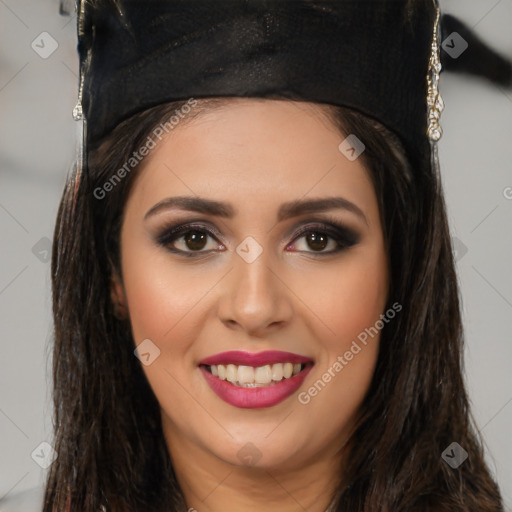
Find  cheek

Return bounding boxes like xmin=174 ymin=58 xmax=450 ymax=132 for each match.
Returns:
xmin=120 ymin=248 xmax=212 ymax=415
xmin=293 ymin=247 xmax=387 ymax=414
xmin=299 ymin=248 xmax=388 ymax=352
xmin=120 ymin=239 xmax=215 ymax=346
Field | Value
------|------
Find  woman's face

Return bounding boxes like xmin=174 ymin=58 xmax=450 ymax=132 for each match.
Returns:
xmin=115 ymin=99 xmax=389 ymax=474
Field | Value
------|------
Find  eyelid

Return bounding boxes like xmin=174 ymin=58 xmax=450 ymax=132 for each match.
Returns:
xmin=283 ymin=214 xmax=360 ymax=242
xmin=155 ymin=220 xmax=225 ymax=243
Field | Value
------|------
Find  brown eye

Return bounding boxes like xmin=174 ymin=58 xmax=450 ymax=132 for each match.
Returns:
xmin=305 ymin=232 xmax=329 ymax=252
xmin=183 ymin=231 xmax=208 ymax=251
xmin=288 ymin=221 xmax=360 ymax=255
xmin=156 ymin=223 xmax=224 ymax=256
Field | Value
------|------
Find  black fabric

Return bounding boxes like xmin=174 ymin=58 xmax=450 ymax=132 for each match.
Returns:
xmin=78 ymin=0 xmax=436 ymax=171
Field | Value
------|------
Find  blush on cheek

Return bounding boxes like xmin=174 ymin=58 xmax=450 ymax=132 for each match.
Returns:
xmin=121 ymin=255 xmax=205 ymax=341
xmin=306 ymin=267 xmax=387 ymax=354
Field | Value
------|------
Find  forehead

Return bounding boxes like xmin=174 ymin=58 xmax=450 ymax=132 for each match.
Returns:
xmin=125 ymin=99 xmax=376 ymax=217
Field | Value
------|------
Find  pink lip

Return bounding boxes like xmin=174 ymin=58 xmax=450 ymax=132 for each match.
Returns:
xmin=199 ymin=350 xmax=313 ymax=367
xmin=200 ymin=364 xmax=313 ymax=409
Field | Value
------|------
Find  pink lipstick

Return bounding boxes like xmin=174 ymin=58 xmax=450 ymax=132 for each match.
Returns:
xmin=199 ymin=350 xmax=314 ymax=409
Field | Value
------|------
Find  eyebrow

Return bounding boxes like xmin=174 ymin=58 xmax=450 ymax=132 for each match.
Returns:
xmin=144 ymin=195 xmax=368 ymax=224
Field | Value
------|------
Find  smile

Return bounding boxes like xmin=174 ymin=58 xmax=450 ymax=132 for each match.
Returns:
xmin=199 ymin=350 xmax=314 ymax=408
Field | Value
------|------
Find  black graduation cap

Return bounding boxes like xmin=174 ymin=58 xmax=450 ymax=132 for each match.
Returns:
xmin=68 ymin=0 xmax=511 ymax=180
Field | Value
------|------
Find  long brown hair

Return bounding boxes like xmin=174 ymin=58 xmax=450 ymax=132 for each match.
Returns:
xmin=44 ymin=96 xmax=504 ymax=511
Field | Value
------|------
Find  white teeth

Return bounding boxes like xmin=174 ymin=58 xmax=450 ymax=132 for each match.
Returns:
xmin=226 ymin=364 xmax=237 ymax=382
xmin=254 ymin=365 xmax=272 ymax=384
xmin=208 ymin=362 xmax=306 ymax=386
xmin=237 ymin=365 xmax=255 ymax=384
xmin=271 ymin=363 xmax=283 ymax=381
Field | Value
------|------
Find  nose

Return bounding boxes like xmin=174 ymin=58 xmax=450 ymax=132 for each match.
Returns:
xmin=216 ymin=247 xmax=294 ymax=337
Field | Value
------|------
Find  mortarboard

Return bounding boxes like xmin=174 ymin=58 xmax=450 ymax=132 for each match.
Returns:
xmin=70 ymin=0 xmax=512 ymax=185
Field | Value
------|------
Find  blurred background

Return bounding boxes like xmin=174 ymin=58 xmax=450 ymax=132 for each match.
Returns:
xmin=0 ymin=0 xmax=511 ymax=510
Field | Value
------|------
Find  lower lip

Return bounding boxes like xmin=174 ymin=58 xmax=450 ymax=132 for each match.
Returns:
xmin=200 ymin=364 xmax=313 ymax=409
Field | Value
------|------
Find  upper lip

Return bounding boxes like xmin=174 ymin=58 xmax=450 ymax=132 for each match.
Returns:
xmin=199 ymin=350 xmax=313 ymax=367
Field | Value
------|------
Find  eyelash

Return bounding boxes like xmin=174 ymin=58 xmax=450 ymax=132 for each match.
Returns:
xmin=155 ymin=217 xmax=360 ymax=258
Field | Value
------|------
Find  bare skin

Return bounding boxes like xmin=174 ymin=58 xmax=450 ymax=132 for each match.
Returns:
xmin=111 ymin=99 xmax=389 ymax=512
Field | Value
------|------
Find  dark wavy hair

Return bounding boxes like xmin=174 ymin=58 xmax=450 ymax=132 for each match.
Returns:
xmin=42 ymin=93 xmax=504 ymax=512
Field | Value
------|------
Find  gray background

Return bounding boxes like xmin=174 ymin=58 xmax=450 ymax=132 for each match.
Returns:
xmin=0 ymin=0 xmax=511 ymax=510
